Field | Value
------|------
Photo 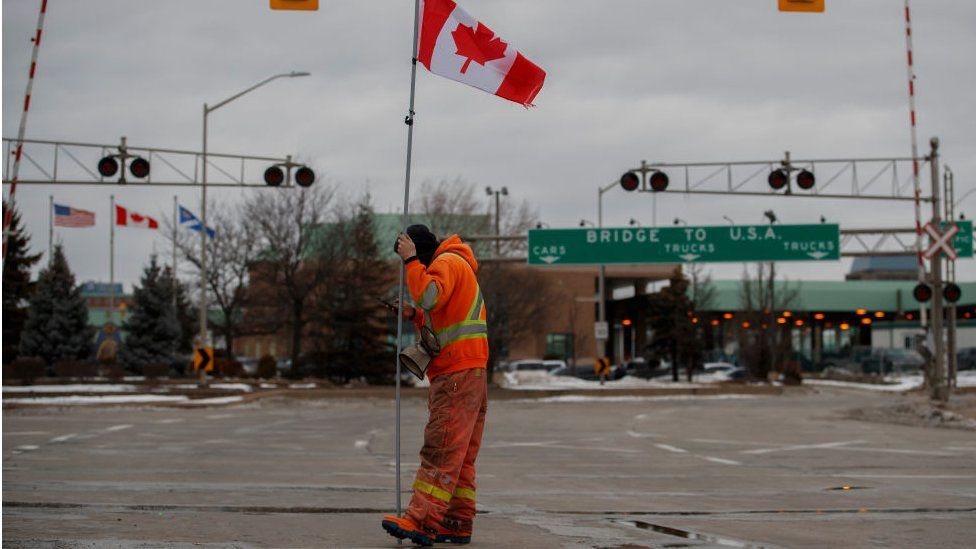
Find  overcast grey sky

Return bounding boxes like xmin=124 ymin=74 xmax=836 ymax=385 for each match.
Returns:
xmin=3 ymin=0 xmax=975 ymax=290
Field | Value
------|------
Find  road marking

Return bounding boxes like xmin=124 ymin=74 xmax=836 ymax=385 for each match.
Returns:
xmin=838 ymin=474 xmax=976 ymax=479
xmin=742 ymin=440 xmax=864 ymax=455
xmin=155 ymin=418 xmax=184 ymax=424
xmin=835 ymin=446 xmax=956 ymax=457
xmin=655 ymin=443 xmax=688 ymax=454
xmin=49 ymin=434 xmax=78 ymax=443
xmin=701 ymin=456 xmax=742 ymax=466
xmin=207 ymin=414 xmax=233 ymax=420
xmin=354 ymin=439 xmax=369 ymax=449
xmin=100 ymin=424 xmax=133 ymax=433
xmin=15 ymin=445 xmax=39 ymax=451
xmin=687 ymin=438 xmax=772 ymax=446
xmin=4 ymin=431 xmax=50 ymax=436
xmin=626 ymin=429 xmax=660 ymax=439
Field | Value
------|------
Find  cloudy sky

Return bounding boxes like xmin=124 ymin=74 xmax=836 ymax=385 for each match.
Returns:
xmin=3 ymin=0 xmax=975 ymax=290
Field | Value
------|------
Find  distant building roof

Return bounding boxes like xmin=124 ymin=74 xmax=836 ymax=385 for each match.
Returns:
xmin=80 ymin=281 xmax=124 ymax=297
xmin=702 ymin=279 xmax=976 ymax=312
xmin=849 ymin=255 xmax=918 ymax=273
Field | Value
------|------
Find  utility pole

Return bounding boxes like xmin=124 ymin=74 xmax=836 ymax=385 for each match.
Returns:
xmin=944 ymin=166 xmax=958 ymax=389
xmin=485 ymin=186 xmax=508 ymax=256
xmin=928 ymin=137 xmax=947 ymax=402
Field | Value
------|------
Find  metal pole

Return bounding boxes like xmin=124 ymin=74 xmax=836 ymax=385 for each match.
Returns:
xmin=393 ymin=0 xmax=422 ymax=518
xmin=597 ymin=188 xmax=607 ymax=361
xmin=48 ymin=194 xmax=53 ymax=263
xmin=494 ymin=191 xmax=501 ymax=257
xmin=945 ymin=166 xmax=957 ymax=389
xmin=904 ymin=0 xmax=927 ymax=329
xmin=173 ymin=195 xmax=178 ymax=311
xmin=110 ymin=194 xmax=115 ymax=325
xmin=928 ymin=138 xmax=946 ymax=402
xmin=2 ymin=0 xmax=48 ymax=264
xmin=199 ymin=105 xmax=209 ymax=387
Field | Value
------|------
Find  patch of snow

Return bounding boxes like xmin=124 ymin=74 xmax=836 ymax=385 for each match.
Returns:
xmin=259 ymin=383 xmax=278 ymax=389
xmin=288 ymin=383 xmax=316 ymax=389
xmin=4 ymin=395 xmax=189 ymax=405
xmin=501 ymin=371 xmax=709 ymax=391
xmin=3 ymin=384 xmax=137 ymax=394
xmin=122 ymin=376 xmax=147 ymax=381
xmin=518 ymin=394 xmax=759 ymax=404
xmin=170 ymin=383 xmax=252 ymax=392
xmin=184 ymin=396 xmax=244 ymax=405
xmin=806 ymin=376 xmax=923 ymax=392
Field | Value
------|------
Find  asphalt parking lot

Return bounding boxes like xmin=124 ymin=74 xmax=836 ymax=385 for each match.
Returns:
xmin=3 ymin=387 xmax=976 ymax=548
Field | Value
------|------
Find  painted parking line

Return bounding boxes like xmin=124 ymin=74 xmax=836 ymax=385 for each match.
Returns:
xmin=701 ymin=456 xmax=742 ymax=466
xmin=100 ymin=424 xmax=133 ymax=433
xmin=48 ymin=434 xmax=78 ymax=443
xmin=741 ymin=440 xmax=865 ymax=455
xmin=655 ymin=443 xmax=688 ymax=454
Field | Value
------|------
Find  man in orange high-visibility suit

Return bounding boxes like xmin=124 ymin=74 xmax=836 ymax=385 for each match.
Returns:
xmin=382 ymin=225 xmax=488 ymax=547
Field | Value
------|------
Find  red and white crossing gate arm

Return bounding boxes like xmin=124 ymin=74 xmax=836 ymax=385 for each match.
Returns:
xmin=904 ymin=0 xmax=923 ymax=277
xmin=923 ymin=222 xmax=959 ymax=261
xmin=2 ymin=0 xmax=49 ymax=263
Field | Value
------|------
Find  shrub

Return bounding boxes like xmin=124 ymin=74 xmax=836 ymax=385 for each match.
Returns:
xmin=143 ymin=363 xmax=170 ymax=379
xmin=782 ymin=360 xmax=803 ymax=386
xmin=53 ymin=360 xmax=99 ymax=379
xmin=12 ymin=357 xmax=47 ymax=385
xmin=257 ymin=354 xmax=277 ymax=379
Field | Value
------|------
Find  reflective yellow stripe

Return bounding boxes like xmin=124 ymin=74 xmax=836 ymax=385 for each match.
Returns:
xmin=420 ymin=282 xmax=439 ymax=310
xmin=453 ymin=487 xmax=476 ymax=500
xmin=413 ymin=479 xmax=452 ymax=503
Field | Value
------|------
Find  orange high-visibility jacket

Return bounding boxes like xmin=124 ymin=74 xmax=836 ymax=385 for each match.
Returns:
xmin=406 ymin=234 xmax=488 ymax=379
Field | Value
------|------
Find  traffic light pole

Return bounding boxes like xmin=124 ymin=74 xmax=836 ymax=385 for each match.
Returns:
xmin=596 ymin=180 xmax=618 ymax=361
xmin=928 ymin=138 xmax=946 ymax=402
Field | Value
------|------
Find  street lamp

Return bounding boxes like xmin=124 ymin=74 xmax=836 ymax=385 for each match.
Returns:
xmin=764 ymin=210 xmax=778 ymax=224
xmin=579 ymin=219 xmax=596 ymax=227
xmin=673 ymin=217 xmax=687 ymax=226
xmin=722 ymin=215 xmax=736 ymax=226
xmin=485 ymin=186 xmax=508 ymax=256
xmin=629 ymin=218 xmax=641 ymax=226
xmin=198 ymin=70 xmax=309 ymax=385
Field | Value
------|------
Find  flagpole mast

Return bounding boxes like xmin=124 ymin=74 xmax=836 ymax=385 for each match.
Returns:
xmin=393 ymin=0 xmax=422 ymax=518
xmin=48 ymin=195 xmax=53 ymax=264
xmin=110 ymin=194 xmax=115 ymax=324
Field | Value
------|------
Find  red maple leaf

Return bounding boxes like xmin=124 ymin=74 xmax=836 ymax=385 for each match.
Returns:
xmin=451 ymin=22 xmax=507 ymax=74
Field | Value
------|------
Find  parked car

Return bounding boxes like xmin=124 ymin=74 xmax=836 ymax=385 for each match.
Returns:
xmin=957 ymin=347 xmax=976 ymax=371
xmin=727 ymin=367 xmax=748 ymax=382
xmin=860 ymin=348 xmax=925 ymax=375
xmin=238 ymin=357 xmax=258 ymax=376
xmin=507 ymin=359 xmax=556 ymax=373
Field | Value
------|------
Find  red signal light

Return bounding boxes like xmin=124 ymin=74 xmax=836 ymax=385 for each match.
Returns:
xmin=264 ymin=166 xmax=285 ymax=187
xmin=944 ymin=283 xmax=962 ymax=303
xmin=796 ymin=169 xmax=815 ymax=190
xmin=768 ymin=169 xmax=788 ymax=190
xmin=129 ymin=157 xmax=150 ymax=178
xmin=649 ymin=171 xmax=669 ymax=192
xmin=913 ymin=283 xmax=932 ymax=303
xmin=620 ymin=171 xmax=639 ymax=191
xmin=294 ymin=166 xmax=315 ymax=188
xmin=98 ymin=157 xmax=119 ymax=177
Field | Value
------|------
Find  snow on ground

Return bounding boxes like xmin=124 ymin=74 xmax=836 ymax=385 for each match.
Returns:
xmin=806 ymin=372 xmax=976 ymax=392
xmin=259 ymin=383 xmax=278 ymax=389
xmin=170 ymin=383 xmax=253 ymax=392
xmin=519 ymin=394 xmax=759 ymax=404
xmin=288 ymin=383 xmax=317 ymax=389
xmin=501 ymin=371 xmax=710 ymax=390
xmin=2 ymin=384 xmax=137 ymax=394
xmin=4 ymin=394 xmax=245 ymax=406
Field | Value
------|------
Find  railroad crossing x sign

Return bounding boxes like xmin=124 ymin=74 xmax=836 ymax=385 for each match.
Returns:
xmin=923 ymin=222 xmax=959 ymax=261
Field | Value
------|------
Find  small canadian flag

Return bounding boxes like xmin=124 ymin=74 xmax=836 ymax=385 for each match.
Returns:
xmin=115 ymin=205 xmax=158 ymax=229
xmin=419 ymin=0 xmax=545 ymax=106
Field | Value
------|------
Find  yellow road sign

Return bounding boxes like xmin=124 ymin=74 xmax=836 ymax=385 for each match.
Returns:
xmin=779 ymin=0 xmax=824 ymax=13
xmin=194 ymin=347 xmax=214 ymax=372
xmin=594 ymin=357 xmax=611 ymax=377
xmin=270 ymin=0 xmax=318 ymax=10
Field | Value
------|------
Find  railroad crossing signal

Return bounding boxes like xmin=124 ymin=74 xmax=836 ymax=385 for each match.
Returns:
xmin=194 ymin=347 xmax=214 ymax=372
xmin=923 ymin=222 xmax=959 ymax=260
xmin=779 ymin=0 xmax=824 ymax=13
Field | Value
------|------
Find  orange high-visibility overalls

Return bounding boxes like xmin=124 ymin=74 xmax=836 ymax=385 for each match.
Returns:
xmin=404 ymin=234 xmax=489 ymax=536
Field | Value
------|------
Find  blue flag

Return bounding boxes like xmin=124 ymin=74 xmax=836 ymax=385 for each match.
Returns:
xmin=178 ymin=206 xmax=216 ymax=238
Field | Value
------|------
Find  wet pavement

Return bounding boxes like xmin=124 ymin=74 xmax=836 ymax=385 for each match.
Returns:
xmin=3 ymin=387 xmax=975 ymax=548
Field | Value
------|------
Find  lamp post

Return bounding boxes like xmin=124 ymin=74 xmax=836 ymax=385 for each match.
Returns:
xmin=486 ymin=186 xmax=508 ymax=256
xmin=198 ymin=71 xmax=309 ymax=385
xmin=673 ymin=218 xmax=687 ymax=226
xmin=722 ymin=215 xmax=735 ymax=226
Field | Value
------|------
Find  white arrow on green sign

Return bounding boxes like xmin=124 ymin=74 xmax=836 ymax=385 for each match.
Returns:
xmin=528 ymin=224 xmax=841 ymax=265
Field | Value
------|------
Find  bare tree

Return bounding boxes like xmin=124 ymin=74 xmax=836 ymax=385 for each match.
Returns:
xmin=737 ymin=263 xmax=799 ymax=381
xmin=164 ymin=202 xmax=258 ymax=359
xmin=686 ymin=262 xmax=717 ymax=381
xmin=243 ymin=185 xmax=342 ymax=376
xmin=479 ymin=263 xmax=553 ymax=377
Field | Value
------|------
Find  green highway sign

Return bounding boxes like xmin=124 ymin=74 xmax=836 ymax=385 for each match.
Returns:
xmin=945 ymin=220 xmax=973 ymax=258
xmin=528 ymin=224 xmax=841 ymax=265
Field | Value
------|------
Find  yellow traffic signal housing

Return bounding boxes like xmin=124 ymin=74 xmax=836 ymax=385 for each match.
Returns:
xmin=270 ymin=0 xmax=319 ymax=11
xmin=779 ymin=0 xmax=824 ymax=13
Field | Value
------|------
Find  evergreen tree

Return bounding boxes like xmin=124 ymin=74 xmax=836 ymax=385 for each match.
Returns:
xmin=19 ymin=245 xmax=94 ymax=363
xmin=647 ymin=268 xmax=697 ymax=382
xmin=159 ymin=266 xmax=198 ymax=354
xmin=321 ymin=196 xmax=394 ymax=383
xmin=119 ymin=256 xmax=180 ymax=371
xmin=3 ymin=205 xmax=43 ymax=362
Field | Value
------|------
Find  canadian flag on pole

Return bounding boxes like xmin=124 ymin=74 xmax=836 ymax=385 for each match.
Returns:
xmin=419 ymin=0 xmax=546 ymax=107
xmin=115 ymin=205 xmax=158 ymax=229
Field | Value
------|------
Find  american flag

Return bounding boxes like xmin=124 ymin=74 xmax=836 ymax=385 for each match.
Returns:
xmin=54 ymin=204 xmax=95 ymax=227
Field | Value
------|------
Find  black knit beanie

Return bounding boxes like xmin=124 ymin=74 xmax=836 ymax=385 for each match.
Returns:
xmin=406 ymin=224 xmax=439 ymax=266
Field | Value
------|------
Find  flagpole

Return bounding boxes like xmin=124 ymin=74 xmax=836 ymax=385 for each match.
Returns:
xmin=48 ymin=195 xmax=53 ymax=265
xmin=109 ymin=194 xmax=115 ymax=324
xmin=172 ymin=196 xmax=178 ymax=310
xmin=393 ymin=0 xmax=422 ymax=518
